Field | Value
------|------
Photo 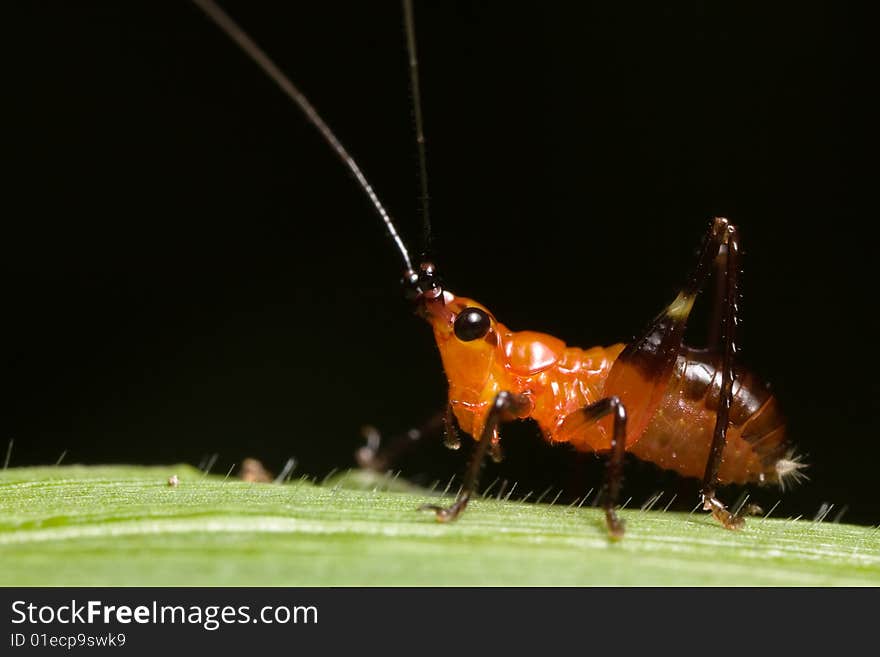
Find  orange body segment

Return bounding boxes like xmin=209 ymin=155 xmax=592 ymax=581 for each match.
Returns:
xmin=425 ymin=292 xmax=624 ymax=448
xmin=632 ymin=350 xmax=788 ymax=484
xmin=422 ymin=291 xmax=790 ymax=488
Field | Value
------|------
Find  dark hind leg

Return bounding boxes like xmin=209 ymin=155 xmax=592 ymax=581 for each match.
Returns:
xmin=604 ymin=217 xmax=745 ymax=530
xmin=603 ymin=218 xmax=734 ymax=447
xmin=558 ymin=397 xmax=628 ymax=539
xmin=698 ymin=220 xmax=744 ymax=529
xmin=419 ymin=391 xmax=530 ymax=522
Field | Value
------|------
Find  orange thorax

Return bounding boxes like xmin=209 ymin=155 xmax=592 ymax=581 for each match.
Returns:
xmin=422 ymin=292 xmax=624 ymax=451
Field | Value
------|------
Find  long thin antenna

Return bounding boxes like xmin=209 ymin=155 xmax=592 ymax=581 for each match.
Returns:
xmin=402 ymin=0 xmax=432 ymax=256
xmin=190 ymin=0 xmax=414 ymax=272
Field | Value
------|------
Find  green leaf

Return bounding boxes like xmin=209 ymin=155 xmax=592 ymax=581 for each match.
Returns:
xmin=1 ymin=465 xmax=877 ymax=585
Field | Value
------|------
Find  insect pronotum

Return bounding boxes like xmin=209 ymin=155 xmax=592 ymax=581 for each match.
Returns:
xmin=192 ymin=0 xmax=805 ymax=538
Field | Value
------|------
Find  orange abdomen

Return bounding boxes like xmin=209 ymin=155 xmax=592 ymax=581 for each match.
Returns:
xmin=549 ymin=346 xmax=789 ymax=486
xmin=631 ymin=348 xmax=788 ymax=485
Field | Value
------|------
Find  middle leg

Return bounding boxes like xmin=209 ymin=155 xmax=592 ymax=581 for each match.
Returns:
xmin=558 ymin=396 xmax=629 ymax=538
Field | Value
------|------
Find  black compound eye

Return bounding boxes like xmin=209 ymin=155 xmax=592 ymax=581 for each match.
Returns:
xmin=453 ymin=307 xmax=492 ymax=342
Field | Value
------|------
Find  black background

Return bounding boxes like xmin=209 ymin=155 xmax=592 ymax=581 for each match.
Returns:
xmin=4 ymin=3 xmax=876 ymax=523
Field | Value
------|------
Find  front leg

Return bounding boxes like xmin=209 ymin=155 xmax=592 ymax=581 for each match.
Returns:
xmin=420 ymin=391 xmax=531 ymax=522
xmin=355 ymin=410 xmax=447 ymax=472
